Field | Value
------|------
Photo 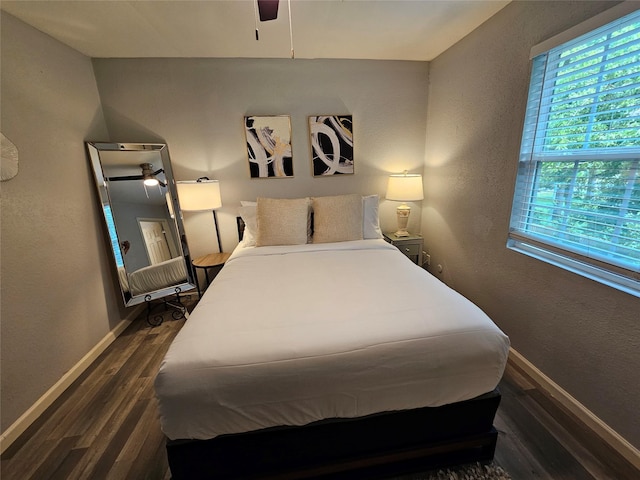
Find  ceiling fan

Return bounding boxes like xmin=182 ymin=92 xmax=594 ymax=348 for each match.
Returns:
xmin=107 ymin=163 xmax=166 ymax=188
xmin=257 ymin=0 xmax=279 ymax=22
xmin=254 ymin=0 xmax=294 ymax=58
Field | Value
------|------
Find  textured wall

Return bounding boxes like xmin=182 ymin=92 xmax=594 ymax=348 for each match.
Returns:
xmin=0 ymin=13 xmax=125 ymax=432
xmin=91 ymin=58 xmax=429 ymax=258
xmin=422 ymin=1 xmax=640 ymax=448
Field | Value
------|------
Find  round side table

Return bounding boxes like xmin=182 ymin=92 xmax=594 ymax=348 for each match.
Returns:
xmin=192 ymin=252 xmax=231 ymax=297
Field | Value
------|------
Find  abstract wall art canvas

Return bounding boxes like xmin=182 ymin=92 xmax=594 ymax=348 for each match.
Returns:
xmin=245 ymin=115 xmax=293 ymax=178
xmin=309 ymin=115 xmax=353 ymax=176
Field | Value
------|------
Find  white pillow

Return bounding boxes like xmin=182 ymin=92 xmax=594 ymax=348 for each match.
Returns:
xmin=237 ymin=205 xmax=258 ymax=246
xmin=256 ymin=197 xmax=311 ymax=246
xmin=362 ymin=194 xmax=383 ymax=239
xmin=312 ymin=194 xmax=363 ymax=244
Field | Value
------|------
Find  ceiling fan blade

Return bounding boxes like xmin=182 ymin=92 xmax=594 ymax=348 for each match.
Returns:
xmin=107 ymin=169 xmax=164 ymax=182
xmin=107 ymin=175 xmax=143 ymax=182
xmin=107 ymin=175 xmax=166 ymax=188
xmin=257 ymin=0 xmax=279 ymax=21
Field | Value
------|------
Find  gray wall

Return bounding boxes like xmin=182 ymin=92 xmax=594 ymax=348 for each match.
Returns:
xmin=91 ymin=58 xmax=429 ymax=258
xmin=423 ymin=0 xmax=640 ymax=448
xmin=0 ymin=13 xmax=128 ymax=432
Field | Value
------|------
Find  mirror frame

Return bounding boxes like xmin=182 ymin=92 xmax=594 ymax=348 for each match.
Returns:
xmin=87 ymin=142 xmax=195 ymax=306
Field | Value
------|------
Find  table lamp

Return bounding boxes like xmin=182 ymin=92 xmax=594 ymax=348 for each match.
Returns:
xmin=176 ymin=177 xmax=223 ymax=252
xmin=386 ymin=171 xmax=424 ymax=237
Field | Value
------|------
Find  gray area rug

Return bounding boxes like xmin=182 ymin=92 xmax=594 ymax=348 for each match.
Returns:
xmin=392 ymin=462 xmax=512 ymax=480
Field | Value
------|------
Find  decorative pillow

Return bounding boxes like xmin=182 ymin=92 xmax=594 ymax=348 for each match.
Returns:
xmin=312 ymin=194 xmax=363 ymax=244
xmin=237 ymin=205 xmax=257 ymax=246
xmin=362 ymin=194 xmax=383 ymax=239
xmin=256 ymin=197 xmax=310 ymax=246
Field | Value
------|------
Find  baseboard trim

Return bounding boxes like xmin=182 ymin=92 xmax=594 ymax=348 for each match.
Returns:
xmin=508 ymin=347 xmax=640 ymax=470
xmin=0 ymin=307 xmax=143 ymax=454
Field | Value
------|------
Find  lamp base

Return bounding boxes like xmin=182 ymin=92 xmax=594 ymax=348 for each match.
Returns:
xmin=395 ymin=203 xmax=411 ymax=237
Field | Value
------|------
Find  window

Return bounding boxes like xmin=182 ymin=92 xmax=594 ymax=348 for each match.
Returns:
xmin=508 ymin=8 xmax=640 ymax=298
xmin=103 ymin=205 xmax=124 ymax=268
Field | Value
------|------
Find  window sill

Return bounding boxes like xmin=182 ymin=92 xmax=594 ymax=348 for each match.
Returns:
xmin=507 ymin=239 xmax=640 ymax=299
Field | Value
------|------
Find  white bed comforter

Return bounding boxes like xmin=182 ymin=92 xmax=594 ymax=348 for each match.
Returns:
xmin=154 ymin=240 xmax=510 ymax=441
xmin=128 ymin=256 xmax=188 ymax=297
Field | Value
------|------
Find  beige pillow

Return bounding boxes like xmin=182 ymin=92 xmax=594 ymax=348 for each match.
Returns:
xmin=312 ymin=194 xmax=363 ymax=243
xmin=256 ymin=197 xmax=310 ymax=246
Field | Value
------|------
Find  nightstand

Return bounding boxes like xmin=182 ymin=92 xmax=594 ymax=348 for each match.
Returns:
xmin=192 ymin=252 xmax=231 ymax=297
xmin=383 ymin=232 xmax=423 ymax=265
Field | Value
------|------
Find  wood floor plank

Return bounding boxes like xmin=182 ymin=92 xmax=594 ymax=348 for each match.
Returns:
xmin=121 ymin=404 xmax=170 ymax=480
xmin=44 ymin=381 xmax=103 ymax=440
xmin=2 ymin=298 xmax=636 ymax=480
xmin=63 ymin=374 xmax=127 ymax=439
xmin=519 ymin=390 xmax=617 ymax=480
xmin=48 ymin=447 xmax=87 ymax=480
xmin=68 ymin=335 xmax=160 ymax=443
xmin=526 ymin=388 xmax=640 ymax=480
xmin=1 ymin=437 xmax=60 ymax=480
xmin=27 ymin=435 xmax=81 ymax=480
xmin=94 ymin=323 xmax=150 ymax=377
xmin=105 ymin=395 xmax=161 ymax=479
xmin=2 ymin=370 xmax=100 ymax=461
xmin=493 ymin=401 xmax=550 ymax=478
xmin=76 ymin=400 xmax=147 ymax=480
xmin=75 ymin=377 xmax=152 ymax=449
xmin=53 ymin=330 xmax=152 ymax=439
xmin=497 ymin=382 xmax=595 ymax=480
xmin=140 ymin=325 xmax=185 ymax=380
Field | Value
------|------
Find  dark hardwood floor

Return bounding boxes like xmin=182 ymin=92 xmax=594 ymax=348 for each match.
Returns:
xmin=2 ymin=297 xmax=637 ymax=480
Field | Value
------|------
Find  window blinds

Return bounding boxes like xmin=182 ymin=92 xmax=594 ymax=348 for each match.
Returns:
xmin=509 ymin=8 xmax=640 ymax=295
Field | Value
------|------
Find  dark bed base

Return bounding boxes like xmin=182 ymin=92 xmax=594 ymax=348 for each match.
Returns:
xmin=166 ymin=388 xmax=501 ymax=480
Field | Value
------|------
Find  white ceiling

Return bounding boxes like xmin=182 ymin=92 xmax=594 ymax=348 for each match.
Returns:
xmin=1 ymin=0 xmax=510 ymax=61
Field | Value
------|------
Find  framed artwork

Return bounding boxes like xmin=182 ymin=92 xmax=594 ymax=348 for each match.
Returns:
xmin=244 ymin=115 xmax=293 ymax=178
xmin=309 ymin=115 xmax=353 ymax=176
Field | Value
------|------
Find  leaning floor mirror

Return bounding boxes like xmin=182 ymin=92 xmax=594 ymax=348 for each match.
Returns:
xmin=87 ymin=142 xmax=195 ymax=318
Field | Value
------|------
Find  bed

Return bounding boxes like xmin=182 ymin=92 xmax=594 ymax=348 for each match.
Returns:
xmin=127 ymin=255 xmax=188 ymax=297
xmin=154 ymin=194 xmax=510 ymax=479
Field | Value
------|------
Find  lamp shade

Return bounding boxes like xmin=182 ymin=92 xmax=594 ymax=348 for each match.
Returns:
xmin=386 ymin=173 xmax=424 ymax=202
xmin=176 ymin=179 xmax=222 ymax=211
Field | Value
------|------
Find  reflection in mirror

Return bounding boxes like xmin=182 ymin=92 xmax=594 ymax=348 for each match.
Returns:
xmin=86 ymin=142 xmax=195 ymax=309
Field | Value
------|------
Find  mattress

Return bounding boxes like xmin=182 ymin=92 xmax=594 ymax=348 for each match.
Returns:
xmin=128 ymin=256 xmax=188 ymax=297
xmin=154 ymin=239 xmax=510 ymax=441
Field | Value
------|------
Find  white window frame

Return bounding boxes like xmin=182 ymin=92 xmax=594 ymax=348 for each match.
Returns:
xmin=508 ymin=3 xmax=640 ymax=298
